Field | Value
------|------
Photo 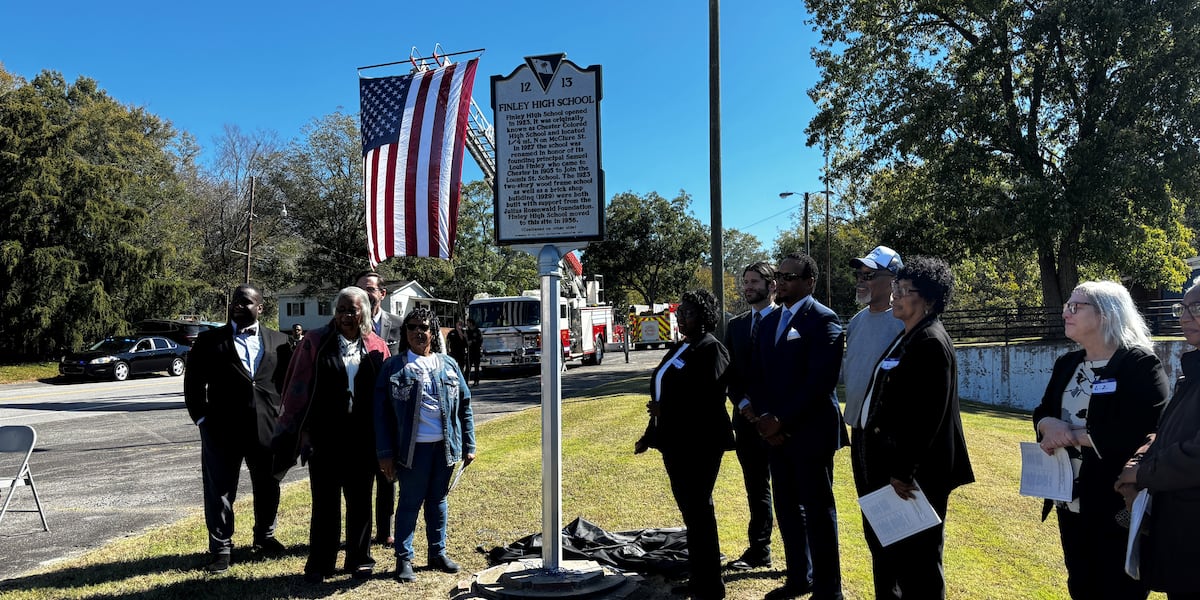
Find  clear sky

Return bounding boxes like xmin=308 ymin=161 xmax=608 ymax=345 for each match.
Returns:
xmin=2 ymin=0 xmax=831 ymax=253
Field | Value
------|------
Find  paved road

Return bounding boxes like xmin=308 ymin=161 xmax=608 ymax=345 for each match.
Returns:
xmin=0 ymin=349 xmax=661 ymax=582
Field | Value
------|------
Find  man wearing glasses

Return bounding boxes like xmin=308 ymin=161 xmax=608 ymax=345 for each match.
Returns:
xmin=355 ymin=271 xmax=406 ymax=548
xmin=744 ymin=253 xmax=848 ymax=600
xmin=842 ymin=246 xmax=905 ymax=469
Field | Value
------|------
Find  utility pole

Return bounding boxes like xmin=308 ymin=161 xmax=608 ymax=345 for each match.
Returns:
xmin=708 ymin=0 xmax=725 ymax=335
xmin=245 ymin=176 xmax=255 ymax=284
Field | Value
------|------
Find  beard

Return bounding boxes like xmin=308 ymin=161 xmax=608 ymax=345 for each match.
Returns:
xmin=744 ymin=289 xmax=767 ymax=305
xmin=855 ymin=289 xmax=872 ymax=305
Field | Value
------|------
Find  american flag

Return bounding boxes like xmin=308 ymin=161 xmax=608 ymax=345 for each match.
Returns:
xmin=360 ymin=59 xmax=478 ymax=264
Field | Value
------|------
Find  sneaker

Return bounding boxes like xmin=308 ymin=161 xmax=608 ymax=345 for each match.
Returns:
xmin=393 ymin=559 xmax=417 ymax=582
xmin=253 ymin=537 xmax=287 ymax=555
xmin=204 ymin=553 xmax=231 ymax=573
xmin=429 ymin=552 xmax=461 ymax=573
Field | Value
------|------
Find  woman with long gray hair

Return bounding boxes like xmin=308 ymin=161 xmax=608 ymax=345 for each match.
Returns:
xmin=1033 ymin=280 xmax=1169 ymax=599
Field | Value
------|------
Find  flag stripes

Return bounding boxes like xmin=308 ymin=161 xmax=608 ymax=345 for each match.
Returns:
xmin=360 ymin=58 xmax=478 ymax=265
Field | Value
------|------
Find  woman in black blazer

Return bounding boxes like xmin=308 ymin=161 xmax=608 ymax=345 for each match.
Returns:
xmin=636 ymin=288 xmax=733 ymax=600
xmin=1034 ymin=280 xmax=1168 ymax=600
xmin=855 ymin=256 xmax=974 ymax=600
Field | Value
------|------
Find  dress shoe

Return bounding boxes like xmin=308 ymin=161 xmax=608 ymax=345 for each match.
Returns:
xmin=351 ymin=565 xmax=374 ymax=580
xmin=763 ymin=580 xmax=814 ymax=600
xmin=429 ymin=552 xmax=461 ymax=573
xmin=204 ymin=553 xmax=231 ymax=573
xmin=253 ymin=537 xmax=287 ymax=555
xmin=393 ymin=559 xmax=417 ymax=582
xmin=302 ymin=571 xmax=325 ymax=584
xmin=725 ymin=549 xmax=771 ymax=570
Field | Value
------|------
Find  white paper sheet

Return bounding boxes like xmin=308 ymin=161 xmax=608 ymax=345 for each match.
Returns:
xmin=448 ymin=461 xmax=470 ymax=493
xmin=1018 ymin=442 xmax=1074 ymax=502
xmin=1125 ymin=489 xmax=1151 ymax=579
xmin=857 ymin=482 xmax=943 ymax=547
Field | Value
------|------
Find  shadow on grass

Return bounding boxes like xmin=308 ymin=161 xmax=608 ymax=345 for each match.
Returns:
xmin=961 ymin=399 xmax=1033 ymax=422
xmin=0 ymin=545 xmax=325 ymax=599
xmin=569 ymin=374 xmax=650 ymax=400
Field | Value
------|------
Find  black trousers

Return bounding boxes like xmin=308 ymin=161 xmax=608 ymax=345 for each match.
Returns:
xmin=306 ymin=448 xmax=376 ymax=575
xmin=732 ymin=416 xmax=773 ymax=557
xmin=662 ymin=447 xmax=725 ymax=599
xmin=1057 ymin=506 xmax=1149 ymax=600
xmin=769 ymin=448 xmax=839 ymax=595
xmin=375 ymin=471 xmax=395 ymax=541
xmin=199 ymin=425 xmax=279 ymax=554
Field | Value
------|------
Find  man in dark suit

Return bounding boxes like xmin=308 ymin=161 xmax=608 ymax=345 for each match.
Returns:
xmin=723 ymin=261 xmax=777 ymax=571
xmin=746 ymin=253 xmax=847 ymax=600
xmin=354 ymin=270 xmax=405 ymax=547
xmin=185 ymin=284 xmax=293 ymax=572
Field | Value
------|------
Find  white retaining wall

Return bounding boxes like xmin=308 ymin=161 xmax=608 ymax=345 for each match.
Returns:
xmin=955 ymin=340 xmax=1192 ymax=410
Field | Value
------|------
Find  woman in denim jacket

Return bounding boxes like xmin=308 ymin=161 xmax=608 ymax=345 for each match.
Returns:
xmin=374 ymin=306 xmax=475 ymax=583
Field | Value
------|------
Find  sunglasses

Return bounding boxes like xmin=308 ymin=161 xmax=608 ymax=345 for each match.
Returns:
xmin=775 ymin=271 xmax=810 ymax=282
xmin=405 ymin=323 xmax=431 ymax=332
xmin=855 ymin=271 xmax=888 ymax=282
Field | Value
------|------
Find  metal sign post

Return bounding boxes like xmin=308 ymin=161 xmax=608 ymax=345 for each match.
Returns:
xmin=492 ymin=54 xmax=604 ymax=575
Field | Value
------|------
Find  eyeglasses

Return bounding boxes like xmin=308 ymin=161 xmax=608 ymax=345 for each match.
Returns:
xmin=406 ymin=323 xmax=431 ymax=332
xmin=360 ymin=286 xmax=383 ymax=294
xmin=776 ymin=271 xmax=810 ymax=282
xmin=1171 ymin=302 xmax=1200 ymax=320
xmin=1063 ymin=301 xmax=1094 ymax=315
xmin=891 ymin=283 xmax=918 ymax=298
xmin=855 ymin=271 xmax=888 ymax=282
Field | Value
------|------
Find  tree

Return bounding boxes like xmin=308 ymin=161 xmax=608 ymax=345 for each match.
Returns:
xmin=807 ymin=0 xmax=1200 ymax=306
xmin=583 ymin=191 xmax=708 ymax=309
xmin=0 ymin=68 xmax=197 ymax=356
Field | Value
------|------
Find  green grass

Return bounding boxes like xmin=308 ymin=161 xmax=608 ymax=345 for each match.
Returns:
xmin=0 ymin=363 xmax=58 ymax=384
xmin=0 ymin=376 xmax=1165 ymax=599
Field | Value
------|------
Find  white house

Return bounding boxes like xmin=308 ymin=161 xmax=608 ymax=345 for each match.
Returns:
xmin=276 ymin=280 xmax=457 ymax=332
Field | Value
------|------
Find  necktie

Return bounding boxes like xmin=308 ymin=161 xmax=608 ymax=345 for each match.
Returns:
xmin=775 ymin=308 xmax=792 ymax=343
xmin=239 ymin=327 xmax=256 ymax=337
xmin=750 ymin=312 xmax=761 ymax=348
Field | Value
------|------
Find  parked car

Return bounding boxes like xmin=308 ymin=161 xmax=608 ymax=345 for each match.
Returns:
xmin=133 ymin=319 xmax=218 ymax=347
xmin=59 ymin=336 xmax=189 ymax=381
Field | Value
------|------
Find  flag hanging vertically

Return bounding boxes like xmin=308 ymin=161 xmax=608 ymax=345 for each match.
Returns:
xmin=360 ymin=58 xmax=479 ymax=265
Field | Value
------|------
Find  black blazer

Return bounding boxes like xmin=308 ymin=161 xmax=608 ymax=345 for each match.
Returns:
xmin=748 ymin=295 xmax=848 ymax=457
xmin=724 ymin=309 xmax=756 ymax=426
xmin=184 ymin=324 xmax=292 ymax=447
xmin=377 ymin=310 xmax=405 ymax=356
xmin=1032 ymin=345 xmax=1167 ymax=517
xmin=641 ymin=332 xmax=735 ymax=453
xmin=860 ymin=316 xmax=974 ymax=497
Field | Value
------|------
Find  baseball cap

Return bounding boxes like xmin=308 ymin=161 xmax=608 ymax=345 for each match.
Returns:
xmin=849 ymin=246 xmax=903 ymax=274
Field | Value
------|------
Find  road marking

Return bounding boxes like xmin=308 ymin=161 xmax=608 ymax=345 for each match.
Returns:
xmin=0 ymin=382 xmax=168 ymax=402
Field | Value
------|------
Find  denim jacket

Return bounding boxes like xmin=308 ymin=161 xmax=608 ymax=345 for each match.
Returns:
xmin=374 ymin=352 xmax=475 ymax=469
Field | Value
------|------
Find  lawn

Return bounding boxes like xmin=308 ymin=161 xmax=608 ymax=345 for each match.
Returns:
xmin=0 ymin=374 xmax=1164 ymax=599
xmin=0 ymin=363 xmax=57 ymax=385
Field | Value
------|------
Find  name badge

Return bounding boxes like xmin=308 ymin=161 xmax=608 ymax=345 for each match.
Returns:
xmin=671 ymin=358 xmax=686 ymax=369
xmin=1092 ymin=378 xmax=1117 ymax=394
xmin=880 ymin=358 xmax=900 ymax=371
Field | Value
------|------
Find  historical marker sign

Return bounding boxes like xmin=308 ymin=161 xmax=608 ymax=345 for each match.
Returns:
xmin=492 ymin=54 xmax=604 ymax=245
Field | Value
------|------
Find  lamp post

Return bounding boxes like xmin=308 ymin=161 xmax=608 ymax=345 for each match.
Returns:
xmin=778 ymin=191 xmax=809 ymax=255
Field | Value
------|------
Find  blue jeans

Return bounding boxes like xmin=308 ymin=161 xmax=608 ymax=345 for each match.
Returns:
xmin=394 ymin=441 xmax=454 ymax=561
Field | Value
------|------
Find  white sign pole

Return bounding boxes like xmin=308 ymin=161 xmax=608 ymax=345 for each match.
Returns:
xmin=537 ymin=244 xmax=564 ymax=570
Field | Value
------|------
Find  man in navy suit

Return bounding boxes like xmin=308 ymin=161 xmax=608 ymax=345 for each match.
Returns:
xmin=746 ymin=253 xmax=847 ymax=600
xmin=185 ymin=284 xmax=293 ymax=572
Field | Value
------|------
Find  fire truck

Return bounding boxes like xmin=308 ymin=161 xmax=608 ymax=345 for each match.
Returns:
xmin=629 ymin=303 xmax=680 ymax=350
xmin=468 ymin=254 xmax=620 ymax=370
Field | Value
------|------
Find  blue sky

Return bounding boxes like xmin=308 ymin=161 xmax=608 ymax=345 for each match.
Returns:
xmin=2 ymin=0 xmax=831 ymax=252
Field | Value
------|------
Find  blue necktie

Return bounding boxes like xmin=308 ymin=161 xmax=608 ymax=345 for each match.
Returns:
xmin=775 ymin=308 xmax=792 ymax=343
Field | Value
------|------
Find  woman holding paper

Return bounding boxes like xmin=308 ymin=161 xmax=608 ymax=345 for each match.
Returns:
xmin=374 ymin=307 xmax=475 ymax=584
xmin=854 ymin=256 xmax=974 ymax=599
xmin=1033 ymin=280 xmax=1168 ymax=600
xmin=634 ymin=289 xmax=733 ymax=600
xmin=1115 ymin=280 xmax=1200 ymax=599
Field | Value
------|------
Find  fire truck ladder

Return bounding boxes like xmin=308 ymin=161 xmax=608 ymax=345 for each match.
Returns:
xmin=411 ymin=46 xmax=497 ymax=188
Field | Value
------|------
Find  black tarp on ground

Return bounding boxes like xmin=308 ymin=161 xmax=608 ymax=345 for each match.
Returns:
xmin=483 ymin=517 xmax=690 ymax=577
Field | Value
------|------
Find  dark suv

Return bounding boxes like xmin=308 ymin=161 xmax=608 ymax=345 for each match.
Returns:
xmin=133 ymin=319 xmax=217 ymax=347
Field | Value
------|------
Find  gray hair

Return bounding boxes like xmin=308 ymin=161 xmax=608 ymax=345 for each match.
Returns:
xmin=1073 ymin=280 xmax=1154 ymax=352
xmin=335 ymin=286 xmax=373 ymax=339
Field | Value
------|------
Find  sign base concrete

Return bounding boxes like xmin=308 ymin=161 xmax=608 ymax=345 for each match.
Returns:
xmin=456 ymin=558 xmax=640 ymax=599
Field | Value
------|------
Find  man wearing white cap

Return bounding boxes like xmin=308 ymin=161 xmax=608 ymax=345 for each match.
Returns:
xmin=842 ymin=246 xmax=905 ymax=444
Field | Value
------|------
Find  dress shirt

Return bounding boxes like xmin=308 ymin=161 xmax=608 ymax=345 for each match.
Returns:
xmin=233 ymin=321 xmax=263 ymax=377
